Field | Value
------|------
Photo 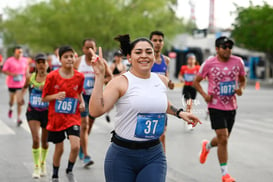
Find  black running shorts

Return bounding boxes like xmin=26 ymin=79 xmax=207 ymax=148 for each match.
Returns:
xmin=182 ymin=85 xmax=197 ymax=100
xmin=8 ymin=87 xmax=22 ymax=93
xmin=47 ymin=125 xmax=80 ymax=144
xmin=26 ymin=109 xmax=48 ymax=128
xmin=208 ymin=108 xmax=236 ymax=133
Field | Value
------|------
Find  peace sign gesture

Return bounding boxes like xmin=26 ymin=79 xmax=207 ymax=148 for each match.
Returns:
xmin=89 ymin=47 xmax=105 ymax=76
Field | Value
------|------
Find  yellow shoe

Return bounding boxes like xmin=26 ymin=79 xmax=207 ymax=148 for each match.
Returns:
xmin=40 ymin=162 xmax=47 ymax=177
xmin=32 ymin=166 xmax=40 ymax=179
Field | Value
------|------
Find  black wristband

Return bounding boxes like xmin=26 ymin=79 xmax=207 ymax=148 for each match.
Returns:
xmin=176 ymin=108 xmax=184 ymax=118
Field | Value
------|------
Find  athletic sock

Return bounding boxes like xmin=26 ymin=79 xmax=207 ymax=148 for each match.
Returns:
xmin=220 ymin=163 xmax=228 ymax=176
xmin=32 ymin=148 xmax=40 ymax=167
xmin=66 ymin=161 xmax=75 ymax=173
xmin=52 ymin=165 xmax=59 ymax=178
xmin=9 ymin=103 xmax=13 ymax=110
xmin=40 ymin=148 xmax=48 ymax=164
xmin=206 ymin=141 xmax=212 ymax=150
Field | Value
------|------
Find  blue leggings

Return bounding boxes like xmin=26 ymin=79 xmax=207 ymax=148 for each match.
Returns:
xmin=104 ymin=142 xmax=167 ymax=182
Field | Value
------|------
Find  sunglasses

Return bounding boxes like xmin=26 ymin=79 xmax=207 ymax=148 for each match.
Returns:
xmin=220 ymin=44 xmax=233 ymax=50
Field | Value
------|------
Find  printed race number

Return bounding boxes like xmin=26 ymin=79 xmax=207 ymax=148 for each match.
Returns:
xmin=30 ymin=93 xmax=49 ymax=108
xmin=220 ymin=80 xmax=236 ymax=96
xmin=55 ymin=97 xmax=78 ymax=114
xmin=13 ymin=74 xmax=23 ymax=82
xmin=84 ymin=77 xmax=95 ymax=90
xmin=184 ymin=73 xmax=195 ymax=82
xmin=135 ymin=113 xmax=166 ymax=139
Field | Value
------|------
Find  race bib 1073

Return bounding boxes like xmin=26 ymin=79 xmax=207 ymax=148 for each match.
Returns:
xmin=220 ymin=80 xmax=236 ymax=96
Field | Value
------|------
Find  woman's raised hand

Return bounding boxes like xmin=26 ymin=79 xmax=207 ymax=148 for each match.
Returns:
xmin=89 ymin=47 xmax=105 ymax=76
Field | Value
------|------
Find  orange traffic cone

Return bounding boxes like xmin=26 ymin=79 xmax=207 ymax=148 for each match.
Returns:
xmin=255 ymin=81 xmax=260 ymax=90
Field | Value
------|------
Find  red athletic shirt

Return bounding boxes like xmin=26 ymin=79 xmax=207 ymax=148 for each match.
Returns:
xmin=180 ymin=65 xmax=200 ymax=86
xmin=42 ymin=69 xmax=84 ymax=131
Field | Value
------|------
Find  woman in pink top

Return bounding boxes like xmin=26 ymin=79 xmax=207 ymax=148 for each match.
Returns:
xmin=2 ymin=46 xmax=29 ymax=126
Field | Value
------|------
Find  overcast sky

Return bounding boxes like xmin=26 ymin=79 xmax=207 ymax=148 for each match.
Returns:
xmin=1 ymin=0 xmax=273 ymax=29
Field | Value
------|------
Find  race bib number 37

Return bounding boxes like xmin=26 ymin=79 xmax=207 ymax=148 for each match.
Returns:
xmin=135 ymin=113 xmax=166 ymax=139
xmin=220 ymin=80 xmax=236 ymax=96
xmin=55 ymin=97 xmax=78 ymax=114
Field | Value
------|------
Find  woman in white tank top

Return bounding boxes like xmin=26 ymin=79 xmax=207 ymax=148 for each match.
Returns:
xmin=89 ymin=35 xmax=201 ymax=182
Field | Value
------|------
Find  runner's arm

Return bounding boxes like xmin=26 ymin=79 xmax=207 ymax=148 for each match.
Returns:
xmin=235 ymin=75 xmax=246 ymax=96
xmin=193 ymin=75 xmax=212 ymax=103
xmin=103 ymin=59 xmax=113 ymax=84
xmin=42 ymin=92 xmax=66 ymax=102
xmin=166 ymin=102 xmax=201 ymax=127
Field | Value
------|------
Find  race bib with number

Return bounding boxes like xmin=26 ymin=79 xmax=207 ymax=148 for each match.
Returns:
xmin=184 ymin=74 xmax=195 ymax=82
xmin=30 ymin=89 xmax=49 ymax=109
xmin=13 ymin=74 xmax=23 ymax=82
xmin=135 ymin=113 xmax=166 ymax=139
xmin=220 ymin=80 xmax=236 ymax=96
xmin=55 ymin=97 xmax=78 ymax=114
xmin=84 ymin=77 xmax=95 ymax=90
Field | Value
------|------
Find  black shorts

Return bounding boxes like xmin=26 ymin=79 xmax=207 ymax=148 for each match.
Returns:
xmin=209 ymin=108 xmax=236 ymax=133
xmin=26 ymin=109 xmax=48 ymax=128
xmin=182 ymin=86 xmax=197 ymax=100
xmin=47 ymin=125 xmax=80 ymax=144
xmin=8 ymin=87 xmax=22 ymax=93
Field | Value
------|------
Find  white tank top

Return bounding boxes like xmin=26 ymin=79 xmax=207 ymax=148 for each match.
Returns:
xmin=51 ymin=54 xmax=61 ymax=70
xmin=78 ymin=55 xmax=95 ymax=95
xmin=115 ymin=71 xmax=168 ymax=141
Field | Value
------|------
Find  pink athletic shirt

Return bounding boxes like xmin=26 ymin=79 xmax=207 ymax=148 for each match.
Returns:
xmin=198 ymin=55 xmax=245 ymax=111
xmin=2 ymin=56 xmax=28 ymax=88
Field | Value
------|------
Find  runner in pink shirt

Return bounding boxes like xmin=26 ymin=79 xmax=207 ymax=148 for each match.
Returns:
xmin=2 ymin=46 xmax=29 ymax=126
xmin=193 ymin=36 xmax=246 ymax=182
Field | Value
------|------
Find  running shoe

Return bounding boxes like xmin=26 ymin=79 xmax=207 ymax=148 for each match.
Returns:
xmin=199 ymin=140 xmax=210 ymax=164
xmin=32 ymin=166 xmax=40 ymax=179
xmin=8 ymin=109 xmax=12 ymax=118
xmin=78 ymin=147 xmax=84 ymax=160
xmin=40 ymin=162 xmax=47 ymax=177
xmin=186 ymin=123 xmax=194 ymax=131
xmin=17 ymin=120 xmax=22 ymax=127
xmin=222 ymin=173 xmax=236 ymax=182
xmin=105 ymin=115 xmax=111 ymax=123
xmin=83 ymin=155 xmax=94 ymax=168
xmin=66 ymin=171 xmax=77 ymax=182
xmin=51 ymin=178 xmax=59 ymax=182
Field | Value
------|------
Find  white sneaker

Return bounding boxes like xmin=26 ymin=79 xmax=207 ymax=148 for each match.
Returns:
xmin=51 ymin=178 xmax=60 ymax=182
xmin=66 ymin=171 xmax=77 ymax=182
xmin=32 ymin=166 xmax=40 ymax=179
xmin=40 ymin=162 xmax=47 ymax=177
xmin=185 ymin=123 xmax=194 ymax=131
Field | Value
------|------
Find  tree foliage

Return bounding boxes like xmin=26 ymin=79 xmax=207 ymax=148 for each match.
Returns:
xmin=232 ymin=2 xmax=273 ymax=61
xmin=0 ymin=0 xmax=187 ymax=54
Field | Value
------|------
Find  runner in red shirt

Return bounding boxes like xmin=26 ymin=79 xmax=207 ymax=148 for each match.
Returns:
xmin=178 ymin=53 xmax=200 ymax=130
xmin=42 ymin=45 xmax=84 ymax=182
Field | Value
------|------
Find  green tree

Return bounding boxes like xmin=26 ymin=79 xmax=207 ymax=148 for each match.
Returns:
xmin=0 ymin=0 xmax=188 ymax=54
xmin=232 ymin=2 xmax=273 ymax=63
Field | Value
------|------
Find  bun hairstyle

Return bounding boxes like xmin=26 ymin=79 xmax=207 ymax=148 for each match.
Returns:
xmin=114 ymin=34 xmax=154 ymax=56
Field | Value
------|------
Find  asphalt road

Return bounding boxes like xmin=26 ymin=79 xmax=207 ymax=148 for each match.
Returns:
xmin=0 ymin=73 xmax=272 ymax=182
